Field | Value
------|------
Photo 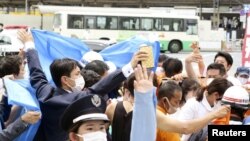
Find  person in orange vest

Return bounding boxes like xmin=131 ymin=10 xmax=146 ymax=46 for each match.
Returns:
xmin=156 ymin=80 xmax=182 ymax=141
xmin=189 ymin=85 xmax=249 ymax=141
xmin=214 ymin=85 xmax=250 ymax=125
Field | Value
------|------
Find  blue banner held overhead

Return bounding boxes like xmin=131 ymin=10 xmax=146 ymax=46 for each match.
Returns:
xmin=31 ymin=29 xmax=90 ymax=82
xmin=31 ymin=29 xmax=160 ymax=77
xmin=99 ymin=36 xmax=160 ymax=71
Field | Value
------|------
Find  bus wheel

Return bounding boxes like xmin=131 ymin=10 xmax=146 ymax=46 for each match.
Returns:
xmin=169 ymin=41 xmax=181 ymax=53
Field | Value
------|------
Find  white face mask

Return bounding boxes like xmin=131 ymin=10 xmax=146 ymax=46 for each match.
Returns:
xmin=164 ymin=97 xmax=177 ymax=114
xmin=237 ymin=77 xmax=248 ymax=85
xmin=77 ymin=131 xmax=107 ymax=141
xmin=71 ymin=76 xmax=85 ymax=92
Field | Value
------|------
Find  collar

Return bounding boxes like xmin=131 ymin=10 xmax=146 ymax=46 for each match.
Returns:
xmin=55 ymin=88 xmax=70 ymax=96
xmin=157 ymin=105 xmax=167 ymax=114
xmin=201 ymin=93 xmax=214 ymax=111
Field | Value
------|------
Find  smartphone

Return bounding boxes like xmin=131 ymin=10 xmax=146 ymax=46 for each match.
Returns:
xmin=139 ymin=45 xmax=154 ymax=68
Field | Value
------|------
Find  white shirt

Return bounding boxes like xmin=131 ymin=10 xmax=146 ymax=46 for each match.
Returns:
xmin=179 ymin=94 xmax=216 ymax=141
xmin=227 ymin=75 xmax=242 ymax=86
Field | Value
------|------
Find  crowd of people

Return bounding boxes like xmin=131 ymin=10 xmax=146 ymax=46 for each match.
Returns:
xmin=0 ymin=29 xmax=249 ymax=141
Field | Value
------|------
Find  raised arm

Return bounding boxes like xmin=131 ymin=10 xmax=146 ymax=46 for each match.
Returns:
xmin=130 ymin=65 xmax=156 ymax=141
xmin=89 ymin=51 xmax=149 ymax=95
xmin=185 ymin=53 xmax=204 ymax=79
xmin=157 ymin=105 xmax=230 ymax=134
xmin=18 ymin=30 xmax=53 ymax=101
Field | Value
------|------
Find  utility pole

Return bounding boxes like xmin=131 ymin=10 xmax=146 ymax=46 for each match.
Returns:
xmin=25 ymin=0 xmax=29 ymax=14
xmin=199 ymin=0 xmax=202 ymax=20
xmin=81 ymin=0 xmax=85 ymax=6
xmin=139 ymin=0 xmax=144 ymax=8
xmin=212 ymin=0 xmax=220 ymax=30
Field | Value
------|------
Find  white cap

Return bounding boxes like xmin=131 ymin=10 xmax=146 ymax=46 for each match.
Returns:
xmin=105 ymin=61 xmax=117 ymax=74
xmin=222 ymin=86 xmax=249 ymax=109
xmin=81 ymin=51 xmax=104 ymax=65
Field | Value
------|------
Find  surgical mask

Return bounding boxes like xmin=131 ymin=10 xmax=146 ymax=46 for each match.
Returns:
xmin=237 ymin=77 xmax=248 ymax=85
xmin=71 ymin=76 xmax=85 ymax=92
xmin=164 ymin=97 xmax=177 ymax=114
xmin=77 ymin=131 xmax=107 ymax=141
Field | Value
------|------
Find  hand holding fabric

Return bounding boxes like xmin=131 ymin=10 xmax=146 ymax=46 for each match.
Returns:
xmin=21 ymin=111 xmax=41 ymax=124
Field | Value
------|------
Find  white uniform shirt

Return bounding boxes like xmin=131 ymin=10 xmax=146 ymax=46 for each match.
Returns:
xmin=227 ymin=76 xmax=242 ymax=86
xmin=178 ymin=94 xmax=217 ymax=141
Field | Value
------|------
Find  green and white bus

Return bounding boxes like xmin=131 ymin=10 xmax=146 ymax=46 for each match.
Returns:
xmin=52 ymin=7 xmax=199 ymax=53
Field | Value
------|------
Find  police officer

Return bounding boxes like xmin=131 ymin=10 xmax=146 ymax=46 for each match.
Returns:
xmin=60 ymin=94 xmax=109 ymax=141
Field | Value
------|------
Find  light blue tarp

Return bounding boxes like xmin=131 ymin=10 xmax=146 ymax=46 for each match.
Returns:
xmin=4 ymin=78 xmax=40 ymax=141
xmin=31 ymin=29 xmax=160 ymax=81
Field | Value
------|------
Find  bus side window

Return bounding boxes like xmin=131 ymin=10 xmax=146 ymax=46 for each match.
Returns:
xmin=73 ymin=20 xmax=83 ymax=29
xmin=185 ymin=19 xmax=198 ymax=35
xmin=110 ymin=17 xmax=118 ymax=29
xmin=173 ymin=19 xmax=184 ymax=32
xmin=162 ymin=18 xmax=171 ymax=31
xmin=153 ymin=18 xmax=161 ymax=31
xmin=85 ymin=16 xmax=95 ymax=29
xmin=141 ymin=18 xmax=153 ymax=31
xmin=68 ymin=15 xmax=83 ymax=29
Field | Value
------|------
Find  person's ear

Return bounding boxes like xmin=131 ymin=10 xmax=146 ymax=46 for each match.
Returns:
xmin=227 ymin=64 xmax=232 ymax=71
xmin=61 ymin=76 xmax=68 ymax=86
xmin=69 ymin=132 xmax=78 ymax=141
xmin=162 ymin=98 xmax=169 ymax=108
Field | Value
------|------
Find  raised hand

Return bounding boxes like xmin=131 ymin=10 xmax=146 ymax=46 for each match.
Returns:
xmin=21 ymin=111 xmax=41 ymax=124
xmin=133 ymin=64 xmax=154 ymax=93
xmin=17 ymin=29 xmax=33 ymax=44
xmin=130 ymin=51 xmax=149 ymax=69
xmin=212 ymin=105 xmax=231 ymax=119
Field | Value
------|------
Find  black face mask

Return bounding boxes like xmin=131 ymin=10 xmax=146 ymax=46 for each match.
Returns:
xmin=0 ymin=29 xmax=3 ymax=32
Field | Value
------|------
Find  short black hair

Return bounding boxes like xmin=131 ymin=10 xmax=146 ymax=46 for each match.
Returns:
xmin=0 ymin=23 xmax=3 ymax=27
xmin=158 ymin=80 xmax=182 ymax=100
xmin=207 ymin=63 xmax=226 ymax=76
xmin=80 ymin=69 xmax=101 ymax=88
xmin=162 ymin=57 xmax=183 ymax=77
xmin=214 ymin=51 xmax=233 ymax=66
xmin=158 ymin=54 xmax=168 ymax=63
xmin=50 ymin=58 xmax=79 ymax=87
xmin=180 ymin=78 xmax=200 ymax=105
xmin=196 ymin=78 xmax=233 ymax=102
xmin=0 ymin=55 xmax=23 ymax=77
xmin=84 ymin=60 xmax=109 ymax=76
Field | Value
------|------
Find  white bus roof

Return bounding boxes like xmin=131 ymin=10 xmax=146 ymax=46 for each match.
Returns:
xmin=55 ymin=11 xmax=199 ymax=19
xmin=36 ymin=5 xmax=165 ymax=14
xmin=36 ymin=5 xmax=198 ymax=17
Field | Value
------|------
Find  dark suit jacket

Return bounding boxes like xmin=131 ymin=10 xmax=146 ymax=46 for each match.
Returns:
xmin=26 ymin=49 xmax=126 ymax=141
xmin=0 ymin=117 xmax=29 ymax=141
xmin=0 ymin=95 xmax=11 ymax=129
